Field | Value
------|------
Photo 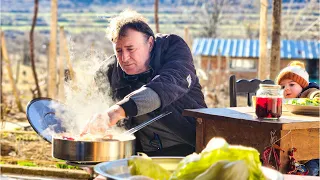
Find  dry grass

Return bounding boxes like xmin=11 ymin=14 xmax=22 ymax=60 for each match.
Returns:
xmin=1 ymin=69 xmax=57 ymax=166
xmin=1 ymin=131 xmax=57 ymax=168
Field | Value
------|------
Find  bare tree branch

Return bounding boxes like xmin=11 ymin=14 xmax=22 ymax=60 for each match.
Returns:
xmin=282 ymin=0 xmax=319 ymax=39
xmin=190 ymin=0 xmax=231 ymax=37
xmin=30 ymin=0 xmax=41 ymax=97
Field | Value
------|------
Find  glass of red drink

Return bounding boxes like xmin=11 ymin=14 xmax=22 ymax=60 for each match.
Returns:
xmin=255 ymin=84 xmax=283 ymax=120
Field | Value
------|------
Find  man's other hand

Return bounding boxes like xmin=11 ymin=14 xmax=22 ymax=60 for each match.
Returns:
xmin=107 ymin=105 xmax=126 ymax=126
xmin=80 ymin=105 xmax=126 ymax=136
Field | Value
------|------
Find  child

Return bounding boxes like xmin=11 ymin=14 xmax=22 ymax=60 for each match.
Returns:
xmin=276 ymin=61 xmax=320 ymax=176
xmin=276 ymin=61 xmax=319 ymax=99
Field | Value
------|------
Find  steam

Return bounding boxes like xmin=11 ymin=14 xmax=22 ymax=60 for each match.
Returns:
xmin=50 ymin=47 xmax=126 ymax=137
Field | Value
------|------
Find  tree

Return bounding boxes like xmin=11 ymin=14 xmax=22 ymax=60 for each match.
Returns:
xmin=282 ymin=0 xmax=319 ymax=39
xmin=191 ymin=0 xmax=232 ymax=37
xmin=269 ymin=0 xmax=281 ymax=80
xmin=30 ymin=0 xmax=41 ymax=97
xmin=154 ymin=0 xmax=160 ymax=33
xmin=1 ymin=32 xmax=24 ymax=112
xmin=242 ymin=0 xmax=260 ymax=39
xmin=258 ymin=0 xmax=269 ymax=80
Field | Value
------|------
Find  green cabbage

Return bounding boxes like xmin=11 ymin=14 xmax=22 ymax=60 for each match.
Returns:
xmin=128 ymin=156 xmax=171 ymax=180
xmin=194 ymin=160 xmax=249 ymax=180
xmin=129 ymin=138 xmax=266 ymax=180
xmin=170 ymin=138 xmax=265 ymax=180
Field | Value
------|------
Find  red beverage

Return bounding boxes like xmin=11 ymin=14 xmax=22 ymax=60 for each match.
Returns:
xmin=255 ymin=97 xmax=282 ymax=119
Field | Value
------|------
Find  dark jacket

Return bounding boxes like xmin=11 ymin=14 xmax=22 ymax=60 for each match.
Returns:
xmin=95 ymin=34 xmax=207 ymax=155
xmin=299 ymin=82 xmax=320 ymax=98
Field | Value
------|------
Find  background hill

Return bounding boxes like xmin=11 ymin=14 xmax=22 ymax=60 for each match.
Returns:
xmin=1 ymin=0 xmax=319 ymax=66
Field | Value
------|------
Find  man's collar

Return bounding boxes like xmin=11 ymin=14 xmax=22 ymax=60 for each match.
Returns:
xmin=123 ymin=67 xmax=154 ymax=82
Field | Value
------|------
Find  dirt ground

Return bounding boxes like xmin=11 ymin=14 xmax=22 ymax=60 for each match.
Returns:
xmin=1 ymin=91 xmax=61 ymax=168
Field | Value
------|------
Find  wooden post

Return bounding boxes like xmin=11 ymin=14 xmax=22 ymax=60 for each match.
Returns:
xmin=184 ymin=26 xmax=192 ymax=48
xmin=60 ymin=27 xmax=75 ymax=82
xmin=15 ymin=59 xmax=20 ymax=83
xmin=1 ymin=32 xmax=24 ymax=112
xmin=207 ymin=57 xmax=214 ymax=89
xmin=226 ymin=56 xmax=230 ymax=73
xmin=225 ymin=56 xmax=231 ymax=91
xmin=270 ymin=0 xmax=282 ymax=81
xmin=48 ymin=0 xmax=58 ymax=98
xmin=258 ymin=0 xmax=269 ymax=80
xmin=0 ymin=37 xmax=3 ymax=121
xmin=154 ymin=0 xmax=159 ymax=33
xmin=217 ymin=53 xmax=221 ymax=88
xmin=58 ymin=26 xmax=65 ymax=101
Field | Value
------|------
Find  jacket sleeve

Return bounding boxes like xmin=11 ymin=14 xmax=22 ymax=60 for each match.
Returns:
xmin=145 ymin=35 xmax=199 ymax=110
xmin=300 ymin=88 xmax=320 ymax=99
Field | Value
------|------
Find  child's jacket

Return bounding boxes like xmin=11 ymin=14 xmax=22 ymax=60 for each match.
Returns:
xmin=299 ymin=82 xmax=320 ymax=98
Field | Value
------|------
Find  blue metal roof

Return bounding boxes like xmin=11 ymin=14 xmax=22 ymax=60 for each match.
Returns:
xmin=192 ymin=38 xmax=320 ymax=59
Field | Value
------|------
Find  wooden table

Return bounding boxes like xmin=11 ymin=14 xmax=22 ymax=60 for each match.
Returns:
xmin=183 ymin=107 xmax=320 ymax=173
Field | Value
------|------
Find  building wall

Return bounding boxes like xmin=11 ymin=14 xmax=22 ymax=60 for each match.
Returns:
xmin=199 ymin=55 xmax=308 ymax=83
xmin=199 ymin=56 xmax=230 ymax=90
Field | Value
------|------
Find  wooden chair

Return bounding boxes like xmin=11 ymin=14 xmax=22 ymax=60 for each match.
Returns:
xmin=229 ymin=75 xmax=274 ymax=107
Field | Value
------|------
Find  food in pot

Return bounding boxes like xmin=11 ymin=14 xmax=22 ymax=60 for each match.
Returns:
xmin=56 ymin=130 xmax=133 ymax=141
xmin=56 ymin=133 xmax=101 ymax=141
xmin=62 ymin=136 xmax=75 ymax=140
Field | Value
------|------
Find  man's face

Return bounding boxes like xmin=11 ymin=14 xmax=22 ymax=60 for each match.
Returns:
xmin=114 ymin=29 xmax=154 ymax=75
xmin=279 ymin=79 xmax=303 ymax=98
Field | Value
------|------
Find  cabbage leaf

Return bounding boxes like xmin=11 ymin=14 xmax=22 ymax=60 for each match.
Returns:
xmin=170 ymin=138 xmax=265 ymax=180
xmin=129 ymin=156 xmax=171 ymax=180
xmin=194 ymin=160 xmax=249 ymax=180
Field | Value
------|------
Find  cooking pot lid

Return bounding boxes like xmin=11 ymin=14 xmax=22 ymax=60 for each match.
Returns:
xmin=26 ymin=98 xmax=66 ymax=143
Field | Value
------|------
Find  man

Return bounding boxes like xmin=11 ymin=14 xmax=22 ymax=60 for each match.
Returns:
xmin=84 ymin=10 xmax=207 ymax=156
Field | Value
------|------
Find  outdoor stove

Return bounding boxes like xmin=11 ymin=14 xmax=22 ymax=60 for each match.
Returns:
xmin=26 ymin=98 xmax=135 ymax=180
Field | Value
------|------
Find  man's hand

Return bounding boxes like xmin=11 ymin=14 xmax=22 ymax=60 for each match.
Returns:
xmin=80 ymin=105 xmax=126 ymax=136
xmin=107 ymin=105 xmax=126 ymax=126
